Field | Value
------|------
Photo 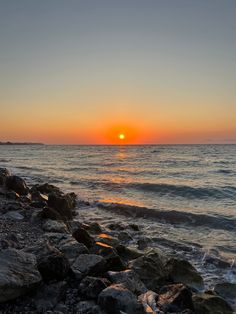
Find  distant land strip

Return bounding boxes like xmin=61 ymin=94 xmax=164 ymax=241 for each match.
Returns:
xmin=0 ymin=141 xmax=44 ymax=145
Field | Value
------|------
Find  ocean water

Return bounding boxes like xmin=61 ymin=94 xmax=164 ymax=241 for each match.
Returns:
xmin=1 ymin=144 xmax=236 ymax=294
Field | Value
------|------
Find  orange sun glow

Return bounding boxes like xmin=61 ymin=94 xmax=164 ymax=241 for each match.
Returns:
xmin=119 ymin=133 xmax=125 ymax=140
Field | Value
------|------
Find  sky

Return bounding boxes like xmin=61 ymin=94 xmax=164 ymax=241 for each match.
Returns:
xmin=0 ymin=0 xmax=236 ymax=144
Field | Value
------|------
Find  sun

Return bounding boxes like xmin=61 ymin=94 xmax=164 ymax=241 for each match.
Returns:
xmin=118 ymin=133 xmax=125 ymax=140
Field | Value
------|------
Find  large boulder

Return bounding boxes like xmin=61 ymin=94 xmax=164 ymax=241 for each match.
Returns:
xmin=0 ymin=168 xmax=10 ymax=185
xmin=193 ymin=293 xmax=233 ymax=314
xmin=157 ymin=283 xmax=194 ymax=312
xmin=36 ymin=243 xmax=70 ymax=282
xmin=129 ymin=251 xmax=166 ymax=291
xmin=108 ymin=270 xmax=147 ymax=295
xmin=71 ymin=254 xmax=106 ymax=279
xmin=5 ymin=175 xmax=29 ymax=195
xmin=165 ymin=258 xmax=204 ymax=291
xmin=0 ymin=249 xmax=41 ymax=302
xmin=98 ymin=284 xmax=145 ymax=314
xmin=47 ymin=192 xmax=77 ymax=220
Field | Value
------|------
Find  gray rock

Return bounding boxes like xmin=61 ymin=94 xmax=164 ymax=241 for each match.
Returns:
xmin=193 ymin=293 xmax=233 ymax=314
xmin=72 ymin=254 xmax=106 ymax=279
xmin=165 ymin=258 xmax=204 ymax=291
xmin=138 ymin=290 xmax=159 ymax=313
xmin=42 ymin=219 xmax=69 ymax=233
xmin=0 ymin=248 xmax=41 ymax=302
xmin=58 ymin=236 xmax=89 ymax=264
xmin=214 ymin=282 xmax=236 ymax=301
xmin=0 ymin=168 xmax=10 ymax=185
xmin=129 ymin=250 xmax=166 ymax=291
xmin=5 ymin=175 xmax=29 ymax=195
xmin=118 ymin=231 xmax=133 ymax=242
xmin=98 ymin=284 xmax=145 ymax=314
xmin=73 ymin=227 xmax=95 ymax=248
xmin=95 ymin=233 xmax=120 ymax=248
xmin=3 ymin=211 xmax=24 ymax=220
xmin=108 ymin=270 xmax=147 ymax=295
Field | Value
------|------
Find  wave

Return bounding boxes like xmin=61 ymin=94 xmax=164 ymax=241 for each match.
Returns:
xmin=97 ymin=202 xmax=236 ymax=231
xmin=127 ymin=182 xmax=236 ymax=200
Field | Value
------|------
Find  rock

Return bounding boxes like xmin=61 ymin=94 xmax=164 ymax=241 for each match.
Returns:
xmin=34 ymin=281 xmax=67 ymax=312
xmin=5 ymin=190 xmax=20 ymax=200
xmin=31 ymin=190 xmax=48 ymax=202
xmin=215 ymin=282 xmax=236 ymax=301
xmin=91 ymin=242 xmax=126 ymax=271
xmin=71 ymin=254 xmax=106 ymax=279
xmin=108 ymin=270 xmax=147 ymax=295
xmin=193 ymin=293 xmax=233 ymax=314
xmin=165 ymin=258 xmax=204 ymax=291
xmin=40 ymin=206 xmax=64 ymax=221
xmin=73 ymin=227 xmax=95 ymax=248
xmin=76 ymin=300 xmax=104 ymax=314
xmin=42 ymin=219 xmax=69 ymax=233
xmin=98 ymin=284 xmax=145 ymax=314
xmin=5 ymin=175 xmax=29 ymax=195
xmin=31 ymin=183 xmax=62 ymax=195
xmin=0 ymin=248 xmax=41 ymax=302
xmin=107 ymin=223 xmax=125 ymax=231
xmin=48 ymin=192 xmax=77 ymax=220
xmin=129 ymin=251 xmax=166 ymax=291
xmin=0 ymin=167 xmax=10 ymax=185
xmin=116 ymin=244 xmax=143 ymax=261
xmin=3 ymin=211 xmax=24 ymax=220
xmin=84 ymin=222 xmax=102 ymax=234
xmin=31 ymin=200 xmax=47 ymax=208
xmin=79 ymin=276 xmax=110 ymax=299
xmin=138 ymin=290 xmax=159 ymax=313
xmin=96 ymin=233 xmax=120 ymax=248
xmin=137 ymin=237 xmax=152 ymax=250
xmin=37 ymin=243 xmax=70 ymax=281
xmin=57 ymin=236 xmax=89 ymax=264
xmin=118 ymin=231 xmax=133 ymax=242
xmin=129 ymin=223 xmax=140 ymax=231
xmin=157 ymin=283 xmax=194 ymax=312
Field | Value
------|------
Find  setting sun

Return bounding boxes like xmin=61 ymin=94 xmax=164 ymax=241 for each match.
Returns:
xmin=119 ymin=133 xmax=125 ymax=140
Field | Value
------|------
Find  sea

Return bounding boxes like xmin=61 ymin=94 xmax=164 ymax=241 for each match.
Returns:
xmin=0 ymin=144 xmax=236 ymax=298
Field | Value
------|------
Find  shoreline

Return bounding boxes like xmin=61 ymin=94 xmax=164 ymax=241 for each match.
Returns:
xmin=0 ymin=167 xmax=235 ymax=313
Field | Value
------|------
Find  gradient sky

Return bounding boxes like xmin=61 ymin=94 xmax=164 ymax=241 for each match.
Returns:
xmin=0 ymin=0 xmax=236 ymax=144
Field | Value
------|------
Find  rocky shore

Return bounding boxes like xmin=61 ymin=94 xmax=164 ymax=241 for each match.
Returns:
xmin=0 ymin=168 xmax=235 ymax=314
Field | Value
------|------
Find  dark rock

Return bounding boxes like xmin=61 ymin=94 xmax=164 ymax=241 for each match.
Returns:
xmin=193 ymin=293 xmax=233 ymax=314
xmin=5 ymin=190 xmax=20 ymax=200
xmin=40 ymin=206 xmax=64 ymax=221
xmin=31 ymin=200 xmax=47 ymax=208
xmin=107 ymin=223 xmax=125 ymax=231
xmin=137 ymin=237 xmax=152 ymax=250
xmin=79 ymin=276 xmax=110 ymax=299
xmin=42 ymin=219 xmax=68 ymax=233
xmin=31 ymin=183 xmax=62 ymax=195
xmin=165 ymin=258 xmax=204 ymax=291
xmin=96 ymin=233 xmax=119 ymax=248
xmin=116 ymin=244 xmax=143 ymax=262
xmin=48 ymin=192 xmax=77 ymax=220
xmin=129 ymin=251 xmax=166 ymax=291
xmin=0 ymin=248 xmax=41 ymax=302
xmin=214 ymin=282 xmax=236 ymax=301
xmin=76 ymin=300 xmax=104 ymax=314
xmin=37 ymin=243 xmax=70 ymax=282
xmin=34 ymin=281 xmax=67 ymax=312
xmin=138 ymin=290 xmax=159 ymax=313
xmin=128 ymin=223 xmax=140 ymax=231
xmin=108 ymin=270 xmax=147 ymax=295
xmin=31 ymin=190 xmax=48 ymax=202
xmin=71 ymin=254 xmax=106 ymax=279
xmin=157 ymin=283 xmax=194 ymax=312
xmin=5 ymin=175 xmax=29 ymax=195
xmin=0 ymin=167 xmax=10 ymax=185
xmin=73 ymin=227 xmax=95 ymax=248
xmin=98 ymin=284 xmax=145 ymax=314
xmin=57 ymin=236 xmax=89 ymax=264
xmin=84 ymin=222 xmax=103 ymax=234
xmin=118 ymin=231 xmax=133 ymax=242
xmin=91 ymin=242 xmax=126 ymax=271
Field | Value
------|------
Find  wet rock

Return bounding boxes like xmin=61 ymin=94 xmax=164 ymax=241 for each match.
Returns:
xmin=107 ymin=222 xmax=125 ymax=231
xmin=57 ymin=236 xmax=89 ymax=264
xmin=31 ymin=190 xmax=48 ymax=202
xmin=129 ymin=223 xmax=140 ymax=231
xmin=42 ymin=219 xmax=69 ymax=233
xmin=84 ymin=222 xmax=103 ymax=234
xmin=0 ymin=167 xmax=10 ymax=185
xmin=129 ymin=251 xmax=166 ymax=291
xmin=34 ymin=281 xmax=67 ymax=312
xmin=40 ymin=206 xmax=64 ymax=221
xmin=91 ymin=242 xmax=126 ymax=271
xmin=157 ymin=283 xmax=194 ymax=312
xmin=96 ymin=233 xmax=120 ymax=248
xmin=214 ymin=282 xmax=236 ymax=301
xmin=5 ymin=175 xmax=29 ymax=195
xmin=0 ymin=248 xmax=41 ymax=302
xmin=3 ymin=210 xmax=24 ymax=221
xmin=5 ymin=190 xmax=20 ymax=200
xmin=48 ymin=192 xmax=77 ymax=220
xmin=137 ymin=236 xmax=152 ymax=250
xmin=98 ymin=283 xmax=145 ymax=314
xmin=37 ymin=243 xmax=70 ymax=282
xmin=165 ymin=258 xmax=204 ymax=291
xmin=193 ymin=293 xmax=233 ymax=314
xmin=71 ymin=254 xmax=106 ymax=279
xmin=79 ymin=276 xmax=110 ymax=299
xmin=31 ymin=200 xmax=47 ymax=208
xmin=138 ymin=290 xmax=159 ymax=313
xmin=118 ymin=231 xmax=133 ymax=242
xmin=31 ymin=183 xmax=62 ymax=195
xmin=73 ymin=227 xmax=95 ymax=248
xmin=108 ymin=269 xmax=147 ymax=295
xmin=76 ymin=300 xmax=104 ymax=314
